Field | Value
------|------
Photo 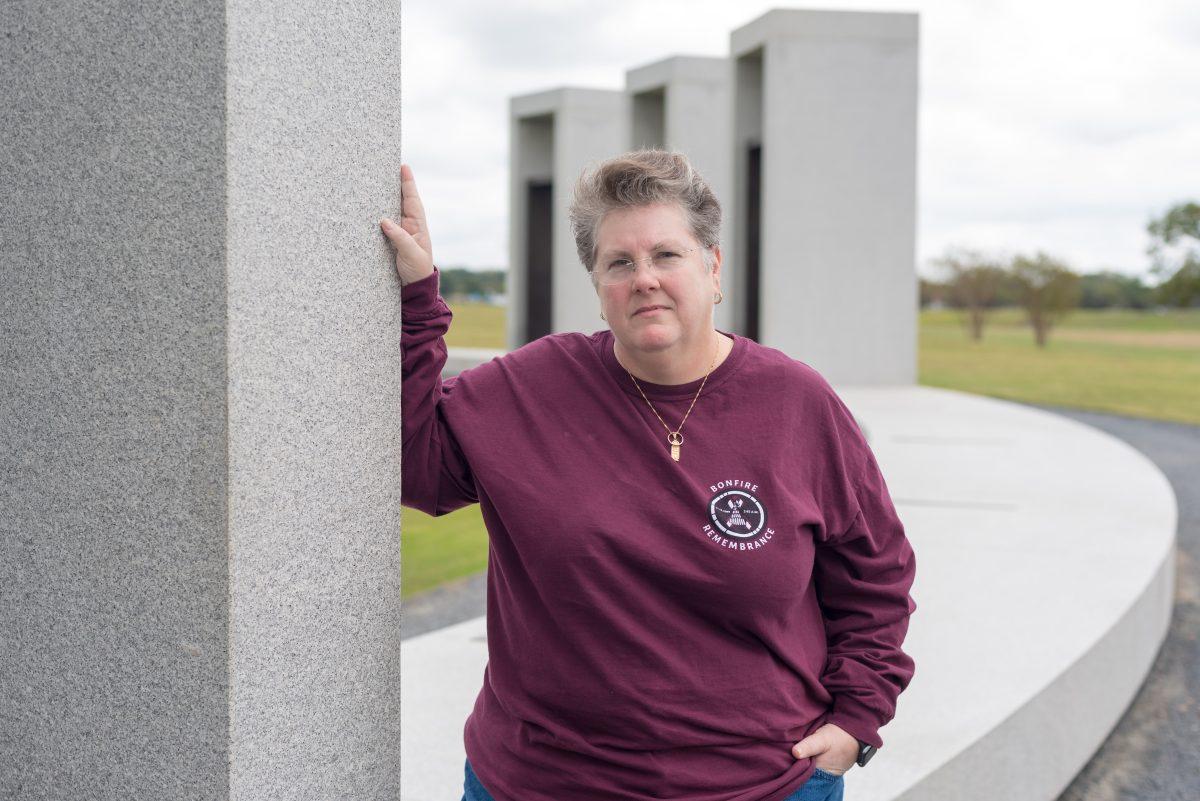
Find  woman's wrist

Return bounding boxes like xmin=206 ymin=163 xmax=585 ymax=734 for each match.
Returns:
xmin=400 ymin=265 xmax=442 ymax=315
xmin=402 ymin=265 xmax=437 ymax=288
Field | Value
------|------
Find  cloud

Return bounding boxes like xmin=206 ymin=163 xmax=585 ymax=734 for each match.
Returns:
xmin=428 ymin=0 xmax=625 ymax=73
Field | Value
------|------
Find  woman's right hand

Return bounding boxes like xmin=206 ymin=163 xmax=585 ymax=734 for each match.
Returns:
xmin=381 ymin=163 xmax=435 ymax=287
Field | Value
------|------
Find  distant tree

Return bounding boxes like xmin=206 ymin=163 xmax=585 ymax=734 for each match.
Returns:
xmin=1147 ymin=201 xmax=1200 ymax=308
xmin=438 ymin=267 xmax=507 ymax=300
xmin=1010 ymin=252 xmax=1081 ymax=347
xmin=919 ymin=277 xmax=950 ymax=309
xmin=930 ymin=247 xmax=1007 ymax=340
xmin=1078 ymin=270 xmax=1156 ymax=309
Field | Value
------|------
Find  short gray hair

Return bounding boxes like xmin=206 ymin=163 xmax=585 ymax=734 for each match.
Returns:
xmin=569 ymin=149 xmax=722 ymax=276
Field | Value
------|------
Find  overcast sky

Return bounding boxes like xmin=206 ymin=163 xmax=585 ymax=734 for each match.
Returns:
xmin=400 ymin=0 xmax=1200 ymax=280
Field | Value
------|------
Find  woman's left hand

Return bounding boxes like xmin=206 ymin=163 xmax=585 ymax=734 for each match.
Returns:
xmin=791 ymin=723 xmax=859 ymax=776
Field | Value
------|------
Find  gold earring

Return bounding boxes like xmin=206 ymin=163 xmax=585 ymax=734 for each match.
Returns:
xmin=714 ymin=291 xmax=724 ymax=304
xmin=600 ymin=310 xmax=606 ymax=320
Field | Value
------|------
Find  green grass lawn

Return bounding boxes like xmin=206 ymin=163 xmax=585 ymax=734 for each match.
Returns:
xmin=402 ymin=302 xmax=1200 ymax=599
xmin=442 ymin=297 xmax=507 ymax=349
xmin=920 ymin=307 xmax=1200 ymax=425
xmin=401 ymin=504 xmax=490 ymax=598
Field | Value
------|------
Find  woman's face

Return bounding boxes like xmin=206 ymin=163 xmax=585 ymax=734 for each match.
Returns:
xmin=593 ymin=202 xmax=722 ymax=356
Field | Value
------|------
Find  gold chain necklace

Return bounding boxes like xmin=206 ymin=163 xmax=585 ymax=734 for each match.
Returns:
xmin=623 ymin=335 xmax=721 ymax=462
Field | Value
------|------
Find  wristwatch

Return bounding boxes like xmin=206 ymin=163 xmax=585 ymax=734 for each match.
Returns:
xmin=855 ymin=738 xmax=877 ymax=767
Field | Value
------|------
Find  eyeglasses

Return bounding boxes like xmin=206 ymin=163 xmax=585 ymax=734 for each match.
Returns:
xmin=590 ymin=246 xmax=703 ymax=286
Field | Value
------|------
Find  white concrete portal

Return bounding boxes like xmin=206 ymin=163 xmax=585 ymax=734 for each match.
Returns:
xmin=400 ymin=382 xmax=1177 ymax=801
xmin=730 ymin=9 xmax=919 ymax=385
xmin=625 ymin=55 xmax=735 ymax=333
xmin=507 ymin=8 xmax=919 ymax=386
xmin=508 ymin=88 xmax=624 ymax=348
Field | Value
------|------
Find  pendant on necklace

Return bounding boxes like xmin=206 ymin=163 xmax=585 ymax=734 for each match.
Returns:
xmin=667 ymin=432 xmax=683 ymax=462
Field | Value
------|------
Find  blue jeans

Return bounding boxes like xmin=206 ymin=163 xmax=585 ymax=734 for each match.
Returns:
xmin=784 ymin=767 xmax=846 ymax=801
xmin=461 ymin=758 xmax=845 ymax=801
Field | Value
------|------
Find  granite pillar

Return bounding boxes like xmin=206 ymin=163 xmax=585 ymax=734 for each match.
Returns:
xmin=0 ymin=1 xmax=404 ymax=798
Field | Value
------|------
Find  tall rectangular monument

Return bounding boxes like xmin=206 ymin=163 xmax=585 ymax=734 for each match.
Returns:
xmin=508 ymin=88 xmax=625 ymax=346
xmin=625 ymin=55 xmax=736 ymax=334
xmin=731 ymin=9 xmax=919 ymax=384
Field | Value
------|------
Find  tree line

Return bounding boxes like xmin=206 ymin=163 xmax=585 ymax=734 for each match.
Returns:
xmin=921 ymin=201 xmax=1200 ymax=348
xmin=436 ymin=203 xmax=1199 ymax=349
xmin=435 ymin=267 xmax=507 ymax=301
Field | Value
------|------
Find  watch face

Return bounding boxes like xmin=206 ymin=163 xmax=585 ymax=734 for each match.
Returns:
xmin=857 ymin=743 xmax=877 ymax=766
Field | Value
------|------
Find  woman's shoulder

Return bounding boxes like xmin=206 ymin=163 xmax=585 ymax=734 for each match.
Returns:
xmin=738 ymin=341 xmax=868 ymax=460
xmin=740 ymin=337 xmax=839 ymax=400
xmin=495 ymin=330 xmax=600 ymax=370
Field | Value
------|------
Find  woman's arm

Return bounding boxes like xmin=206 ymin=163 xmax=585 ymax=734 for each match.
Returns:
xmin=397 ymin=268 xmax=479 ymax=515
xmin=811 ymin=385 xmax=918 ymax=751
xmin=382 ymin=164 xmax=479 ymax=515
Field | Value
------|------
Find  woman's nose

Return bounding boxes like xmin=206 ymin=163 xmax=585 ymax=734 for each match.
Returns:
xmin=630 ymin=260 xmax=662 ymax=291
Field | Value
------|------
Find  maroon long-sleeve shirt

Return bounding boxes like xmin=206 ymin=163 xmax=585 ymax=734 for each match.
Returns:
xmin=401 ymin=266 xmax=917 ymax=801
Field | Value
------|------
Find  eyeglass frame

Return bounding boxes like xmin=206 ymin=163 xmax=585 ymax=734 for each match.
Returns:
xmin=587 ymin=244 xmax=714 ymax=287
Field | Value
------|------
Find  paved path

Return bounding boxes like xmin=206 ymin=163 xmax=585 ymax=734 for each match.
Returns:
xmin=402 ymin=570 xmax=487 ymax=641
xmin=401 ymin=401 xmax=1200 ymax=799
xmin=1014 ymin=404 xmax=1199 ymax=801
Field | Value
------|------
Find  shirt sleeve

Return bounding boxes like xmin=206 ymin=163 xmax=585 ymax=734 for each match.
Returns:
xmin=400 ymin=265 xmax=480 ymax=516
xmin=811 ymin=384 xmax=918 ymax=750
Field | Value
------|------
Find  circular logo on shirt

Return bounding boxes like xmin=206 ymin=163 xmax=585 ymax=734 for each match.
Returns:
xmin=708 ymin=489 xmax=767 ymax=539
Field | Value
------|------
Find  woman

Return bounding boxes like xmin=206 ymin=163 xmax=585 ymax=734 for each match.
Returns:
xmin=382 ymin=150 xmax=917 ymax=801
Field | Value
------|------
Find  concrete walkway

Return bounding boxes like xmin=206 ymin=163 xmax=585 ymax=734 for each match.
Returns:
xmin=400 ymin=387 xmax=1182 ymax=801
xmin=1016 ymin=402 xmax=1199 ymax=801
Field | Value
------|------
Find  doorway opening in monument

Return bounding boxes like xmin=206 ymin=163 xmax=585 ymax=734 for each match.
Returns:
xmin=526 ymin=180 xmax=553 ymax=343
